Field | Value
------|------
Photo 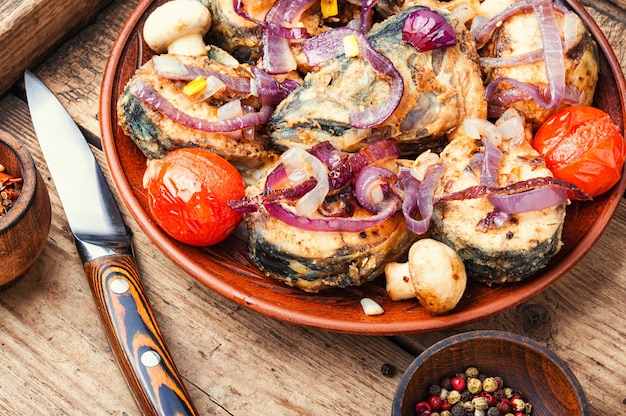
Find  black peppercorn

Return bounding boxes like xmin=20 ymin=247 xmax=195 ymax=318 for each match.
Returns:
xmin=380 ymin=363 xmax=395 ymax=377
xmin=487 ymin=407 xmax=499 ymax=416
xmin=429 ymin=384 xmax=442 ymax=396
xmin=441 ymin=377 xmax=453 ymax=390
xmin=451 ymin=404 xmax=465 ymax=416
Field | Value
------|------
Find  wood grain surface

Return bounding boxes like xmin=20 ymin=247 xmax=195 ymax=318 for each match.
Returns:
xmin=0 ymin=0 xmax=625 ymax=415
xmin=0 ymin=0 xmax=113 ymax=97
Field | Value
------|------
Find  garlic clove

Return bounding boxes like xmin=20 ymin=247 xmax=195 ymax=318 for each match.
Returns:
xmin=360 ymin=298 xmax=384 ymax=316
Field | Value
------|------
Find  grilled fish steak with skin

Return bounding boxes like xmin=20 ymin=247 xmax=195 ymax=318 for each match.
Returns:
xmin=431 ymin=134 xmax=566 ymax=284
xmin=244 ymin=159 xmax=418 ymax=292
xmin=480 ymin=1 xmax=599 ymax=128
xmin=116 ymin=53 xmax=278 ymax=180
xmin=267 ymin=6 xmax=487 ymax=155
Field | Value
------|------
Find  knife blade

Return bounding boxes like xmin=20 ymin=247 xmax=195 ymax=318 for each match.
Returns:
xmin=24 ymin=70 xmax=199 ymax=416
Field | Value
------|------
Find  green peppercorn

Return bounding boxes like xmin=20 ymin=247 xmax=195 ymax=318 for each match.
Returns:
xmin=503 ymin=387 xmax=514 ymax=399
xmin=481 ymin=377 xmax=498 ymax=393
xmin=447 ymin=390 xmax=461 ymax=404
xmin=431 ymin=413 xmax=440 ymax=416
xmin=441 ymin=411 xmax=452 ymax=416
xmin=472 ymin=397 xmax=489 ymax=411
xmin=462 ymin=401 xmax=475 ymax=412
xmin=512 ymin=398 xmax=525 ymax=411
xmin=525 ymin=403 xmax=533 ymax=414
xmin=467 ymin=377 xmax=482 ymax=394
xmin=465 ymin=366 xmax=480 ymax=378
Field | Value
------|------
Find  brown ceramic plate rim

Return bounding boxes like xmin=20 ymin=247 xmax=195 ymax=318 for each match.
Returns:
xmin=100 ymin=0 xmax=626 ymax=335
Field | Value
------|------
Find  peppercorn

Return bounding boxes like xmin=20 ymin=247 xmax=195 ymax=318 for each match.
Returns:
xmin=487 ymin=407 xmax=499 ymax=416
xmin=451 ymin=377 xmax=466 ymax=392
xmin=430 ymin=384 xmax=443 ymax=396
xmin=503 ymin=387 xmax=514 ymax=399
xmin=451 ymin=404 xmax=465 ymax=416
xmin=512 ymin=397 xmax=525 ymax=411
xmin=441 ymin=411 xmax=452 ymax=416
xmin=467 ymin=377 xmax=482 ymax=395
xmin=481 ymin=377 xmax=498 ymax=393
xmin=447 ymin=390 xmax=461 ymax=405
xmin=439 ymin=388 xmax=450 ymax=401
xmin=460 ymin=390 xmax=473 ymax=402
xmin=429 ymin=395 xmax=443 ymax=411
xmin=465 ymin=367 xmax=480 ymax=378
xmin=472 ymin=397 xmax=489 ymax=411
xmin=441 ymin=377 xmax=453 ymax=390
xmin=462 ymin=400 xmax=475 ymax=412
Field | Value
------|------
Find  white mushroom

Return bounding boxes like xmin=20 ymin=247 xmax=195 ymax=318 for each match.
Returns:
xmin=143 ymin=0 xmax=212 ymax=56
xmin=384 ymin=238 xmax=467 ymax=315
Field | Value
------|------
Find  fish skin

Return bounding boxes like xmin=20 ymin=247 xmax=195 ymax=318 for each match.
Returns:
xmin=267 ymin=6 xmax=487 ymax=155
xmin=116 ymin=53 xmax=278 ymax=182
xmin=431 ymin=134 xmax=566 ymax=284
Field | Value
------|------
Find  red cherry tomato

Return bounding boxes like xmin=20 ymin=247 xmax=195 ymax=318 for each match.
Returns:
xmin=532 ymin=106 xmax=626 ymax=197
xmin=143 ymin=148 xmax=246 ymax=246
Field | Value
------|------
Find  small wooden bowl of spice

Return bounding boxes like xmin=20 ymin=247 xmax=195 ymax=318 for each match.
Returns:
xmin=0 ymin=130 xmax=51 ymax=289
xmin=393 ymin=330 xmax=588 ymax=416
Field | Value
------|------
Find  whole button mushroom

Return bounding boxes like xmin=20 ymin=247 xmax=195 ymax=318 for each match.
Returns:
xmin=384 ymin=238 xmax=467 ymax=315
xmin=143 ymin=0 xmax=212 ymax=56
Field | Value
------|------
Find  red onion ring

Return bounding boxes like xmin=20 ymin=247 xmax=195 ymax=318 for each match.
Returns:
xmin=130 ymin=80 xmax=273 ymax=132
xmin=301 ymin=28 xmax=404 ymax=128
xmin=354 ymin=166 xmax=398 ymax=213
xmin=489 ymin=186 xmax=568 ymax=214
xmin=401 ymin=8 xmax=457 ymax=52
xmin=401 ymin=164 xmax=446 ymax=234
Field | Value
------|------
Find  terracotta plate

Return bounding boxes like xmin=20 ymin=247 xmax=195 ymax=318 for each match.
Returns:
xmin=100 ymin=0 xmax=626 ymax=335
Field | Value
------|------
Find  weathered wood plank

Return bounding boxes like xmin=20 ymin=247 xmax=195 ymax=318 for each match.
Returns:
xmin=0 ymin=0 xmax=113 ymax=97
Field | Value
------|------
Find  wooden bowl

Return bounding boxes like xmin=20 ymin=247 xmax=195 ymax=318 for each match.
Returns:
xmin=0 ymin=130 xmax=51 ymax=289
xmin=393 ymin=331 xmax=588 ymax=416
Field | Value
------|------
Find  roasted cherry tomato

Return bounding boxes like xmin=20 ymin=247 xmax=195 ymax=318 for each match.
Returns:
xmin=532 ymin=106 xmax=626 ymax=197
xmin=143 ymin=148 xmax=246 ymax=246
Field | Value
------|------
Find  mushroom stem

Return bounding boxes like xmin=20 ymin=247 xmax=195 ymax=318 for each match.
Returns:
xmin=168 ymin=33 xmax=208 ymax=56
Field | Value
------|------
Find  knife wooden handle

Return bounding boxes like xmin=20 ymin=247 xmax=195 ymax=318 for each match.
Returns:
xmin=84 ymin=253 xmax=198 ymax=416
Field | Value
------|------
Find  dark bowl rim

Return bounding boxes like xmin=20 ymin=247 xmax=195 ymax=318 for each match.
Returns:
xmin=0 ymin=131 xmax=38 ymax=232
xmin=392 ymin=330 xmax=589 ymax=416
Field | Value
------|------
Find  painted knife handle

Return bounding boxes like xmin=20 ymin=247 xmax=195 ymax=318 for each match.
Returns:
xmin=83 ymin=252 xmax=198 ymax=416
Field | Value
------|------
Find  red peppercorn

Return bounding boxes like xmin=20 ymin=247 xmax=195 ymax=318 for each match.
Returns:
xmin=441 ymin=400 xmax=452 ymax=411
xmin=480 ymin=392 xmax=496 ymax=407
xmin=451 ymin=376 xmax=466 ymax=392
xmin=414 ymin=401 xmax=431 ymax=415
xmin=515 ymin=413 xmax=525 ymax=416
xmin=427 ymin=395 xmax=442 ymax=411
xmin=498 ymin=398 xmax=513 ymax=414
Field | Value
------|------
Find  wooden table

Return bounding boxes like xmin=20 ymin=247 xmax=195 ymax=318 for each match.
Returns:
xmin=0 ymin=1 xmax=624 ymax=414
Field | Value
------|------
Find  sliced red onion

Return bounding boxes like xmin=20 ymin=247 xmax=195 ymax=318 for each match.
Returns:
xmin=130 ymin=80 xmax=273 ymax=132
xmin=360 ymin=0 xmax=378 ymax=33
xmin=490 ymin=186 xmax=567 ymax=214
xmin=302 ymin=28 xmax=404 ymax=128
xmin=532 ymin=0 xmax=565 ymax=108
xmin=401 ymin=164 xmax=446 ymax=234
xmin=480 ymin=138 xmax=503 ymax=188
xmin=354 ymin=166 xmax=398 ymax=213
xmin=152 ymin=56 xmax=251 ymax=93
xmin=402 ymin=8 xmax=457 ymax=52
xmin=250 ymin=66 xmax=300 ymax=104
xmin=280 ymin=147 xmax=330 ymax=215
xmin=349 ymin=139 xmax=400 ymax=172
xmin=264 ymin=199 xmax=400 ymax=232
xmin=231 ymin=0 xmax=310 ymax=39
xmin=435 ymin=177 xmax=591 ymax=205
xmin=479 ymin=49 xmax=545 ymax=68
xmin=485 ymin=77 xmax=581 ymax=118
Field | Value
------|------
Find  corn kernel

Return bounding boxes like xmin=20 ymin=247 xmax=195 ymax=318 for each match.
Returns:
xmin=183 ymin=76 xmax=207 ymax=97
xmin=321 ymin=0 xmax=338 ymax=18
xmin=343 ymin=34 xmax=360 ymax=58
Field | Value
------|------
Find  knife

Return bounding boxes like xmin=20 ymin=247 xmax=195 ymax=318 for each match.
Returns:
xmin=24 ymin=70 xmax=199 ymax=416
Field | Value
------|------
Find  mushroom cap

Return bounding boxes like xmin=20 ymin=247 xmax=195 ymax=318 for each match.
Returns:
xmin=408 ymin=239 xmax=467 ymax=315
xmin=143 ymin=0 xmax=212 ymax=54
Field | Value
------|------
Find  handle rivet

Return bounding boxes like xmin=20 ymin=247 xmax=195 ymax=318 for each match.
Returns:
xmin=141 ymin=350 xmax=162 ymax=368
xmin=110 ymin=278 xmax=130 ymax=294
